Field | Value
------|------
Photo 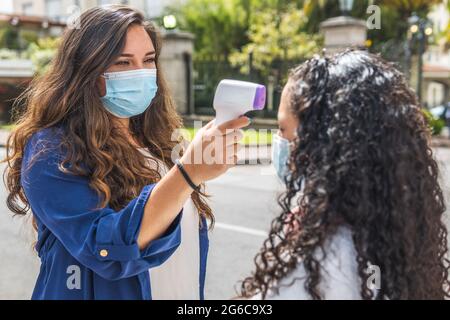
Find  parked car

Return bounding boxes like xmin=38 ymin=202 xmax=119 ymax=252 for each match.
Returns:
xmin=430 ymin=103 xmax=450 ymax=138
xmin=430 ymin=103 xmax=450 ymax=122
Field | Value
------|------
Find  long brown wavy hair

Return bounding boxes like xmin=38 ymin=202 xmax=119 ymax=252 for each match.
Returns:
xmin=3 ymin=5 xmax=212 ymax=227
xmin=241 ymin=50 xmax=450 ymax=299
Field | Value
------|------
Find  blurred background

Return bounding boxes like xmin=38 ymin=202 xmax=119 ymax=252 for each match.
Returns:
xmin=0 ymin=0 xmax=449 ymax=299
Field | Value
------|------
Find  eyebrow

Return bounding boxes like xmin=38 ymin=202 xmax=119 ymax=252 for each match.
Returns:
xmin=119 ymin=51 xmax=156 ymax=57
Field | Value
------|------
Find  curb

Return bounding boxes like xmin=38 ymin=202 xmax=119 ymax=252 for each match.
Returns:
xmin=431 ymin=138 xmax=450 ymax=149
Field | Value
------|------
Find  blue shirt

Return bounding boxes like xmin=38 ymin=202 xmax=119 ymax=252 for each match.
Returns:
xmin=21 ymin=127 xmax=209 ymax=300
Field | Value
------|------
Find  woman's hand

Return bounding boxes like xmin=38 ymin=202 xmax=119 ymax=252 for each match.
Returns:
xmin=180 ymin=117 xmax=250 ymax=185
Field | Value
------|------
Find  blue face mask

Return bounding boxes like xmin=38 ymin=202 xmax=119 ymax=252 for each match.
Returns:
xmin=101 ymin=68 xmax=158 ymax=118
xmin=272 ymin=133 xmax=292 ymax=181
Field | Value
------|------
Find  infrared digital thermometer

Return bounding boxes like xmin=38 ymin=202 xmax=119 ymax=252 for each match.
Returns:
xmin=213 ymin=79 xmax=266 ymax=125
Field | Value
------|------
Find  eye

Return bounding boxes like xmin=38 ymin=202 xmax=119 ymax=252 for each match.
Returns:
xmin=144 ymin=57 xmax=155 ymax=64
xmin=115 ymin=60 xmax=130 ymax=66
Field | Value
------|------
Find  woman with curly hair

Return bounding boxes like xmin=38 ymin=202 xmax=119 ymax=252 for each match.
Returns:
xmin=241 ymin=50 xmax=450 ymax=300
xmin=4 ymin=5 xmax=249 ymax=300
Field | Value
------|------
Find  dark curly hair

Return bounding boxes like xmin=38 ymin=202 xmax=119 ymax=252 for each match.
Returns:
xmin=241 ymin=50 xmax=450 ymax=300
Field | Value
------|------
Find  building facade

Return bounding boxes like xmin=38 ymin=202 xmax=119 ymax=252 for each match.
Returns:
xmin=423 ymin=1 xmax=450 ymax=107
xmin=12 ymin=0 xmax=186 ymax=20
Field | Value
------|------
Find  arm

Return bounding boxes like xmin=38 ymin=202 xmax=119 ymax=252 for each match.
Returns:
xmin=136 ymin=116 xmax=250 ymax=248
xmin=138 ymin=164 xmax=193 ymax=249
xmin=23 ymin=115 xmax=250 ymax=278
xmin=22 ymin=130 xmax=182 ymax=281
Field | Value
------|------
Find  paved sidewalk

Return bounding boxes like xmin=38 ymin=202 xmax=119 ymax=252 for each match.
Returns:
xmin=0 ymin=130 xmax=9 ymax=148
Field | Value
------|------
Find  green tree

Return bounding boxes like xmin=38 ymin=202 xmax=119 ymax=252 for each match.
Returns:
xmin=300 ymin=0 xmax=445 ymax=53
xmin=380 ymin=0 xmax=443 ymax=18
xmin=229 ymin=6 xmax=321 ymax=78
xmin=444 ymin=0 xmax=450 ymax=48
xmin=302 ymin=0 xmax=340 ymax=33
xmin=169 ymin=0 xmax=249 ymax=61
xmin=170 ymin=0 xmax=312 ymax=62
xmin=375 ymin=0 xmax=443 ymax=41
xmin=0 ymin=26 xmax=20 ymax=50
xmin=25 ymin=37 xmax=60 ymax=75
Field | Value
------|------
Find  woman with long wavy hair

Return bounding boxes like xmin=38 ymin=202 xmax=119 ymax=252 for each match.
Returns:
xmin=241 ymin=50 xmax=450 ymax=300
xmin=3 ymin=5 xmax=249 ymax=300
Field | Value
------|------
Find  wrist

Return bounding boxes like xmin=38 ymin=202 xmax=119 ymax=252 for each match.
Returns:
xmin=177 ymin=157 xmax=202 ymax=189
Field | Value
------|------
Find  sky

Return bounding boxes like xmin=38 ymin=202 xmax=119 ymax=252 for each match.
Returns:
xmin=0 ymin=0 xmax=14 ymax=14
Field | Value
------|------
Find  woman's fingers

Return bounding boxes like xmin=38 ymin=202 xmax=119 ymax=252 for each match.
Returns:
xmin=216 ymin=116 xmax=251 ymax=134
xmin=209 ymin=143 xmax=241 ymax=165
xmin=182 ymin=118 xmax=248 ymax=182
xmin=206 ymin=129 xmax=243 ymax=148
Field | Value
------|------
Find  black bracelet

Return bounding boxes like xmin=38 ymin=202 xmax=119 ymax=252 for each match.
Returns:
xmin=175 ymin=159 xmax=201 ymax=192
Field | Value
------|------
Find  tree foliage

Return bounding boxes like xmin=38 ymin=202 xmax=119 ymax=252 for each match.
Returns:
xmin=25 ymin=37 xmax=60 ymax=75
xmin=229 ymin=6 xmax=321 ymax=77
xmin=168 ymin=0 xmax=249 ymax=60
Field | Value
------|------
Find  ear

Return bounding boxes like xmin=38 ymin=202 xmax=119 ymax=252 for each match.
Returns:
xmin=97 ymin=76 xmax=106 ymax=97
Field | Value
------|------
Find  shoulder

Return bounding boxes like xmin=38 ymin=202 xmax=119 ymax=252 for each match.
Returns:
xmin=316 ymin=226 xmax=361 ymax=299
xmin=21 ymin=126 xmax=89 ymax=193
xmin=266 ymin=226 xmax=361 ymax=300
xmin=325 ymin=226 xmax=356 ymax=262
xmin=22 ymin=126 xmax=68 ymax=179
xmin=319 ymin=226 xmax=362 ymax=299
xmin=322 ymin=227 xmax=359 ymax=277
xmin=24 ymin=126 xmax=66 ymax=161
xmin=26 ymin=126 xmax=65 ymax=149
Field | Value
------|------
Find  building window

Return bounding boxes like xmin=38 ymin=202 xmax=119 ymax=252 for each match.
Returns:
xmin=45 ymin=0 xmax=63 ymax=20
xmin=97 ymin=0 xmax=129 ymax=6
xmin=432 ymin=87 xmax=437 ymax=106
xmin=22 ymin=2 xmax=33 ymax=15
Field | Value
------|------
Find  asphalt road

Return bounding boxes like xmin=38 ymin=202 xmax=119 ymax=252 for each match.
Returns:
xmin=0 ymin=147 xmax=449 ymax=300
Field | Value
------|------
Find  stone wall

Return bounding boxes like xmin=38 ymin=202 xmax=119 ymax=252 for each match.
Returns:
xmin=159 ymin=30 xmax=194 ymax=115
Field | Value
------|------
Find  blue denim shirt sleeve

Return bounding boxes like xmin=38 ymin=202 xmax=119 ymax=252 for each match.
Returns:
xmin=21 ymin=129 xmax=182 ymax=281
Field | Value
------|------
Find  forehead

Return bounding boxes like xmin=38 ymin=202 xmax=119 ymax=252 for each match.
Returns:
xmin=123 ymin=25 xmax=154 ymax=51
xmin=278 ymin=83 xmax=292 ymax=115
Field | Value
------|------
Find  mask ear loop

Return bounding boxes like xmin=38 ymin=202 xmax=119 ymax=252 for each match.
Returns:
xmin=101 ymin=72 xmax=112 ymax=80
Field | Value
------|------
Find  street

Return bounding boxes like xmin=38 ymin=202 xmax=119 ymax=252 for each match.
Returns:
xmin=0 ymin=147 xmax=449 ymax=299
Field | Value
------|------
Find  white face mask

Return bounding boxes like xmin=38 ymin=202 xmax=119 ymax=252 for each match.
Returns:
xmin=272 ymin=133 xmax=294 ymax=181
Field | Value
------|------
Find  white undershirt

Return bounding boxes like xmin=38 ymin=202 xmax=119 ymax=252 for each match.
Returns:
xmin=138 ymin=148 xmax=200 ymax=300
xmin=253 ymin=226 xmax=371 ymax=300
